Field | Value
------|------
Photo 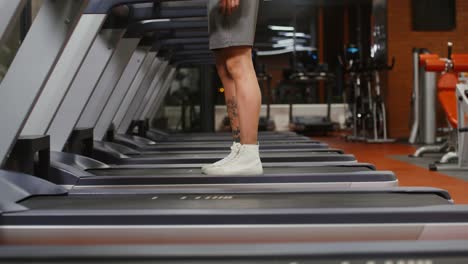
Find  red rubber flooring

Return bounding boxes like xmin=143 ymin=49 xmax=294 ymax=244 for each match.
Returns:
xmin=319 ymin=136 xmax=468 ymax=204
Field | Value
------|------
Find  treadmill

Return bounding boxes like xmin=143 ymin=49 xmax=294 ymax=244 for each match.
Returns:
xmin=147 ymin=128 xmax=300 ymax=140
xmin=1 ymin=171 xmax=467 ymax=245
xmin=92 ymin=139 xmax=353 ymax=165
xmin=3 ymin=0 xmax=390 ymax=196
xmin=123 ymin=124 xmax=313 ymax=142
xmin=49 ymin=154 xmax=397 ymax=189
xmin=25 ymin=21 xmax=357 ymax=166
xmin=112 ymin=135 xmax=331 ymax=151
xmin=1 ymin=241 xmax=468 ymax=263
xmin=91 ymin=139 xmax=357 ymax=165
xmin=91 ymin=127 xmax=355 ymax=166
xmin=95 ymin=138 xmax=343 ymax=155
xmin=0 ymin=1 xmax=397 ymax=192
xmin=144 ymin=130 xmax=310 ymax=142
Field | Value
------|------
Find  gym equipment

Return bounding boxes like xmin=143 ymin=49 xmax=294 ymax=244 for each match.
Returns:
xmin=0 ymin=170 xmax=465 ymax=246
xmin=48 ymin=153 xmax=397 ymax=188
xmin=144 ymin=132 xmax=309 ymax=142
xmin=4 ymin=3 xmax=468 ymax=259
xmin=340 ymin=46 xmax=396 ymax=143
xmin=18 ymin=9 xmax=207 ymax=152
xmin=40 ymin=125 xmax=393 ymax=191
xmin=0 ymin=2 xmax=370 ymax=193
xmin=93 ymin=146 xmax=357 ymax=165
xmin=0 ymin=0 xmax=84 ymax=166
xmin=89 ymin=127 xmax=355 ymax=165
xmin=409 ymin=48 xmax=439 ymax=146
xmin=421 ymin=44 xmax=468 ymax=172
xmin=0 ymin=1 xmax=26 ymax=48
xmin=364 ymin=58 xmax=396 ymax=143
xmin=287 ymin=63 xmax=335 ymax=136
xmin=410 ymin=51 xmax=452 ymax=158
xmin=95 ymin=135 xmax=334 ymax=155
xmin=111 ymin=135 xmax=331 ymax=151
xmin=340 ymin=44 xmax=362 ymax=140
xmin=255 ymin=55 xmax=276 ymax=132
xmin=146 ymin=129 xmax=300 ymax=143
xmin=455 ymin=83 xmax=468 ymax=170
xmin=49 ymin=130 xmax=385 ymax=189
xmin=92 ymin=142 xmax=355 ymax=165
xmin=289 ymin=6 xmax=334 ymax=135
xmin=1 ymin=241 xmax=468 ymax=263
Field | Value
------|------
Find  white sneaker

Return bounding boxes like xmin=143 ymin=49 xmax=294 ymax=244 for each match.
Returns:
xmin=201 ymin=142 xmax=241 ymax=174
xmin=203 ymin=144 xmax=264 ymax=176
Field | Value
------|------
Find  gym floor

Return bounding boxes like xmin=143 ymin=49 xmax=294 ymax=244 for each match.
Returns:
xmin=319 ymin=136 xmax=468 ymax=204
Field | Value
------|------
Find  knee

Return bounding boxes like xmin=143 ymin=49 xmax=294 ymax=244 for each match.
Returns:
xmin=216 ymin=62 xmax=230 ymax=79
xmin=225 ymin=55 xmax=247 ymax=80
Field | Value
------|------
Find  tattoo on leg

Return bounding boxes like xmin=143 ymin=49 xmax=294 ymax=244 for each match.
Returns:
xmin=232 ymin=128 xmax=241 ymax=143
xmin=226 ymin=97 xmax=238 ymax=118
xmin=227 ymin=97 xmax=240 ymax=142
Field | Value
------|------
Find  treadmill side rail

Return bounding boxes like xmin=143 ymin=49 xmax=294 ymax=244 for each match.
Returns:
xmin=0 ymin=170 xmax=67 ymax=213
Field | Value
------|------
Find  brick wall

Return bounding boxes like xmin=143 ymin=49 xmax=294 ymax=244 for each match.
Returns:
xmin=387 ymin=0 xmax=468 ymax=138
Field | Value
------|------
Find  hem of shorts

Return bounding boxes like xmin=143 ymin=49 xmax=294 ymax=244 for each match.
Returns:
xmin=210 ymin=41 xmax=254 ymax=50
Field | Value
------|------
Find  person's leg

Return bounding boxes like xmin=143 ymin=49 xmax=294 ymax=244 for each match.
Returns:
xmin=224 ymin=46 xmax=261 ymax=144
xmin=202 ymin=46 xmax=263 ymax=176
xmin=214 ymin=50 xmax=240 ymax=142
xmin=201 ymin=50 xmax=242 ymax=173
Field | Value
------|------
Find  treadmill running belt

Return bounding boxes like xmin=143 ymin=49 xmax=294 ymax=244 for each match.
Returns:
xmin=125 ymin=147 xmax=343 ymax=156
xmin=127 ymin=152 xmax=344 ymax=159
xmin=20 ymin=193 xmax=450 ymax=210
xmin=149 ymin=139 xmax=315 ymax=146
xmin=115 ymin=153 xmax=356 ymax=164
xmin=133 ymin=141 xmax=329 ymax=150
xmin=87 ymin=166 xmax=371 ymax=176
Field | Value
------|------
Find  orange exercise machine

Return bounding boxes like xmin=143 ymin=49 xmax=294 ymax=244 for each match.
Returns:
xmin=422 ymin=43 xmax=468 ymax=171
xmin=410 ymin=50 xmax=445 ymax=157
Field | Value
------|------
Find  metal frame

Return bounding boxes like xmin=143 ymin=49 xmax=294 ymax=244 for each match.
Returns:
xmin=12 ymin=0 xmax=162 ymax=156
xmin=3 ymin=1 xmax=212 ymax=160
xmin=99 ymin=19 xmax=209 ymax=134
xmin=410 ymin=48 xmax=438 ymax=146
xmin=94 ymin=47 xmax=151 ymax=140
xmin=142 ymin=67 xmax=177 ymax=120
xmin=112 ymin=53 xmax=158 ymax=132
xmin=116 ymin=58 xmax=167 ymax=134
xmin=0 ymin=0 xmax=26 ymax=48
xmin=411 ymin=56 xmax=442 ymax=157
xmin=458 ymin=84 xmax=468 ymax=170
xmin=20 ymin=1 xmax=165 ymax=141
xmin=0 ymin=0 xmax=84 ymax=166
xmin=76 ymin=2 xmax=210 ymax=132
xmin=133 ymin=63 xmax=171 ymax=120
xmin=76 ymin=37 xmax=141 ymax=129
xmin=21 ymin=14 xmax=108 ymax=136
xmin=431 ymin=84 xmax=468 ymax=171
xmin=47 ymin=29 xmax=125 ymax=151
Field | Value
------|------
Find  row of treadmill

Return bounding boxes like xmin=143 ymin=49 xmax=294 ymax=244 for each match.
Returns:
xmin=0 ymin=0 xmax=467 ymax=263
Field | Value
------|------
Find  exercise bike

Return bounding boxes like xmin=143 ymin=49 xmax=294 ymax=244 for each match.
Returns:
xmin=339 ymin=45 xmax=365 ymax=141
xmin=364 ymin=58 xmax=396 ymax=143
xmin=340 ymin=46 xmax=395 ymax=143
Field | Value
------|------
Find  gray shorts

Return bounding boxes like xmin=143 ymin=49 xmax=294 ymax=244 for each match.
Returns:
xmin=208 ymin=0 xmax=260 ymax=50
